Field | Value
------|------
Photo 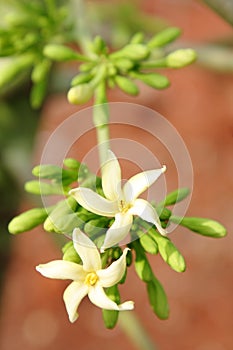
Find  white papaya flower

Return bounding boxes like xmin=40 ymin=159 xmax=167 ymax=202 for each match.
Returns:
xmin=36 ymin=228 xmax=133 ymax=323
xmin=70 ymin=150 xmax=166 ymax=251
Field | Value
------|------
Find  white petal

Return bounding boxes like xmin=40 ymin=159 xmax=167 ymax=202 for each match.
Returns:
xmin=101 ymin=213 xmax=133 ymax=251
xmin=73 ymin=228 xmax=101 ymax=272
xmin=97 ymin=248 xmax=129 ymax=287
xmin=102 ymin=150 xmax=122 ymax=201
xmin=69 ymin=187 xmax=118 ymax=217
xmin=63 ymin=281 xmax=88 ymax=323
xmin=36 ymin=260 xmax=85 ymax=281
xmin=129 ymin=198 xmax=167 ymax=235
xmin=88 ymin=283 xmax=134 ymax=311
xmin=123 ymin=166 xmax=166 ymax=203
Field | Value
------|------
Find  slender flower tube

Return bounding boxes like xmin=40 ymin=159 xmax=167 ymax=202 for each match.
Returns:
xmin=36 ymin=228 xmax=133 ymax=323
xmin=70 ymin=150 xmax=166 ymax=251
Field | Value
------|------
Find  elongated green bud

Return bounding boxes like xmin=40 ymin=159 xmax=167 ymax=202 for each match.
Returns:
xmin=114 ymin=58 xmax=134 ymax=72
xmin=139 ymin=234 xmax=158 ymax=254
xmin=170 ymin=216 xmax=227 ymax=238
xmin=110 ymin=44 xmax=149 ymax=61
xmin=62 ymin=243 xmax=81 ymax=264
xmin=84 ymin=219 xmax=107 ymax=237
xmin=166 ymin=49 xmax=197 ymax=68
xmin=24 ymin=180 xmax=64 ymax=195
xmin=163 ymin=188 xmax=190 ymax=206
xmin=0 ymin=55 xmax=34 ymax=88
xmin=8 ymin=207 xmax=49 ymax=234
xmin=43 ymin=44 xmax=89 ymax=62
xmin=131 ymin=71 xmax=170 ymax=89
xmin=91 ymin=35 xmax=107 ymax=55
xmin=30 ymin=79 xmax=47 ymax=109
xmin=148 ymin=27 xmax=181 ymax=48
xmin=71 ymin=72 xmax=93 ymax=87
xmin=133 ymin=241 xmax=153 ymax=282
xmin=67 ymin=84 xmax=93 ymax=104
xmin=32 ymin=164 xmax=77 ymax=185
xmin=130 ymin=32 xmax=144 ymax=44
xmin=63 ymin=158 xmax=80 ymax=170
xmin=31 ymin=59 xmax=51 ymax=83
xmin=147 ymin=276 xmax=169 ymax=319
xmin=102 ymin=285 xmax=120 ymax=329
xmin=114 ymin=75 xmax=139 ymax=95
xmin=150 ymin=229 xmax=186 ymax=272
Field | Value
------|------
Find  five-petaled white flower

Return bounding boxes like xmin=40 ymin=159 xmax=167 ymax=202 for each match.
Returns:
xmin=36 ymin=228 xmax=134 ymax=323
xmin=70 ymin=150 xmax=166 ymax=251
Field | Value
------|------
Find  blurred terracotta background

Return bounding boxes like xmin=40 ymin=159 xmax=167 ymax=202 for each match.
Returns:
xmin=1 ymin=1 xmax=233 ymax=350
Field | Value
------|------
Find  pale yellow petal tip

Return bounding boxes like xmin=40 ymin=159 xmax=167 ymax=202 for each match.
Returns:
xmin=119 ymin=300 xmax=135 ymax=311
xmin=68 ymin=313 xmax=79 ymax=323
xmin=162 ymin=165 xmax=166 ymax=173
xmin=35 ymin=264 xmax=42 ymax=272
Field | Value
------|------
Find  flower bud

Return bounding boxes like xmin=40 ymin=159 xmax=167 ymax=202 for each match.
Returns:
xmin=102 ymin=285 xmax=120 ymax=329
xmin=148 ymin=27 xmax=181 ymax=48
xmin=140 ymin=234 xmax=158 ymax=254
xmin=131 ymin=71 xmax=170 ymax=89
xmin=114 ymin=75 xmax=139 ymax=95
xmin=31 ymin=59 xmax=51 ymax=83
xmin=67 ymin=84 xmax=93 ymax=104
xmin=63 ymin=158 xmax=80 ymax=170
xmin=30 ymin=79 xmax=47 ymax=109
xmin=166 ymin=49 xmax=197 ymax=68
xmin=43 ymin=44 xmax=87 ymax=62
xmin=114 ymin=58 xmax=134 ymax=72
xmin=170 ymin=216 xmax=227 ymax=238
xmin=130 ymin=32 xmax=144 ymax=44
xmin=150 ymin=229 xmax=186 ymax=272
xmin=111 ymin=44 xmax=149 ymax=61
xmin=71 ymin=72 xmax=93 ymax=87
xmin=147 ymin=277 xmax=169 ymax=319
xmin=62 ymin=243 xmax=81 ymax=264
xmin=0 ymin=55 xmax=34 ymax=88
xmin=133 ymin=241 xmax=153 ymax=282
xmin=163 ymin=187 xmax=190 ymax=206
xmin=24 ymin=180 xmax=64 ymax=195
xmin=8 ymin=207 xmax=48 ymax=234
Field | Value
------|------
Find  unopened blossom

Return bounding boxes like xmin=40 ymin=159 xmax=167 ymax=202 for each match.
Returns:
xmin=70 ymin=150 xmax=166 ymax=251
xmin=36 ymin=228 xmax=134 ymax=323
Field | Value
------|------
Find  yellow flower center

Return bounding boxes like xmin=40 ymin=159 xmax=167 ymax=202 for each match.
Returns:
xmin=85 ymin=272 xmax=98 ymax=286
xmin=119 ymin=200 xmax=132 ymax=214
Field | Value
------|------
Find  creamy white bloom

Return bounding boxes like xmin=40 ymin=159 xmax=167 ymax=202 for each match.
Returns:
xmin=70 ymin=150 xmax=166 ymax=251
xmin=36 ymin=228 xmax=134 ymax=323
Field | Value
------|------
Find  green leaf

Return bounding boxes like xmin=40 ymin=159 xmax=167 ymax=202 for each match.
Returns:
xmin=102 ymin=285 xmax=120 ymax=329
xmin=139 ymin=234 xmax=158 ymax=254
xmin=114 ymin=75 xmax=139 ymax=95
xmin=150 ymin=230 xmax=186 ymax=272
xmin=170 ymin=216 xmax=227 ymax=238
xmin=8 ymin=207 xmax=50 ymax=234
xmin=147 ymin=276 xmax=169 ymax=319
xmin=148 ymin=27 xmax=181 ymax=48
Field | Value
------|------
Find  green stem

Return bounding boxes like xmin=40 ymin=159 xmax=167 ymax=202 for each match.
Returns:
xmin=93 ymin=82 xmax=110 ymax=170
xmin=118 ymin=311 xmax=157 ymax=350
xmin=201 ymin=0 xmax=233 ymax=26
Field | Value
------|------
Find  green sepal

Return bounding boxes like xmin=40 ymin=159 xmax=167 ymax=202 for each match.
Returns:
xmin=148 ymin=27 xmax=181 ymax=48
xmin=8 ymin=207 xmax=51 ymax=234
xmin=110 ymin=44 xmax=149 ymax=61
xmin=130 ymin=71 xmax=170 ymax=89
xmin=102 ymin=285 xmax=120 ymax=329
xmin=114 ymin=75 xmax=139 ymax=95
xmin=43 ymin=197 xmax=81 ymax=234
xmin=147 ymin=276 xmax=169 ymax=319
xmin=43 ymin=44 xmax=89 ymax=62
xmin=24 ymin=180 xmax=65 ymax=195
xmin=139 ymin=234 xmax=158 ymax=255
xmin=149 ymin=229 xmax=186 ymax=272
xmin=133 ymin=241 xmax=153 ymax=282
xmin=67 ymin=84 xmax=94 ymax=104
xmin=170 ymin=216 xmax=227 ymax=238
xmin=62 ymin=241 xmax=81 ymax=264
xmin=166 ymin=49 xmax=197 ymax=68
xmin=162 ymin=188 xmax=190 ymax=206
